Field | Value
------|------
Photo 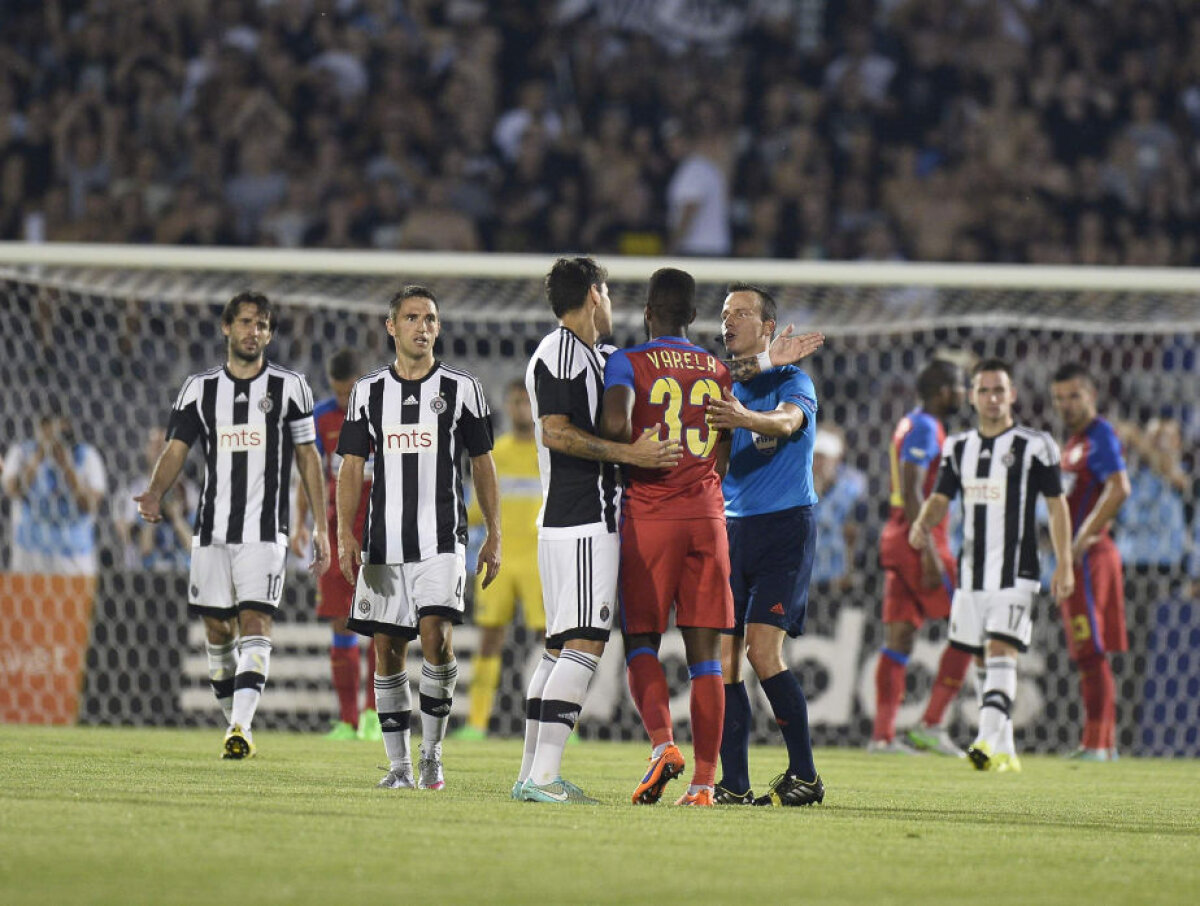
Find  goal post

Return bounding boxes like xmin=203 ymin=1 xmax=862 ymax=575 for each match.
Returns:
xmin=0 ymin=242 xmax=1197 ymax=756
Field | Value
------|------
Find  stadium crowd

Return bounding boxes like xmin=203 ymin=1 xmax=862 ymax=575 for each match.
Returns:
xmin=1 ymin=0 xmax=1198 ymax=265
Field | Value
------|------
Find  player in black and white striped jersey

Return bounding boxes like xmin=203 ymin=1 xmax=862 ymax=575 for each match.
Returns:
xmin=910 ymin=358 xmax=1074 ymax=773
xmin=336 ymin=285 xmax=501 ymax=792
xmin=515 ymin=257 xmax=683 ymax=804
xmin=136 ymin=291 xmax=331 ymax=760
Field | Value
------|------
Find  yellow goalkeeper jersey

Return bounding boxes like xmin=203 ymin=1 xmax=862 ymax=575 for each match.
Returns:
xmin=468 ymin=432 xmax=541 ymax=558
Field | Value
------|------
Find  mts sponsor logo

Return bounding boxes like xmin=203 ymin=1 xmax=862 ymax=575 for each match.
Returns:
xmin=381 ymin=423 xmax=438 ymax=454
xmin=217 ymin=425 xmax=264 ymax=451
xmin=962 ymin=478 xmax=1006 ymax=503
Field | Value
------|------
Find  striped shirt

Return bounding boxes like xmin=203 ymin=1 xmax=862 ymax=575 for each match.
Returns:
xmin=525 ymin=326 xmax=620 ymax=539
xmin=167 ymin=361 xmax=316 ymax=547
xmin=337 ymin=361 xmax=493 ymax=564
xmin=934 ymin=425 xmax=1063 ymax=592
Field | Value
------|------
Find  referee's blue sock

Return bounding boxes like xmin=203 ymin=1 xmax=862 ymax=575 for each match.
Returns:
xmin=718 ymin=681 xmax=752 ymax=794
xmin=760 ymin=669 xmax=817 ymax=782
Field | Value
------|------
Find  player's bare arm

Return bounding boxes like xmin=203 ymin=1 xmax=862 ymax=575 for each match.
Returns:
xmin=1046 ymin=494 xmax=1075 ymax=602
xmin=336 ymin=453 xmax=366 ymax=585
xmin=135 ymin=437 xmax=190 ymax=524
xmin=469 ymin=451 xmax=502 ymax=589
xmin=908 ymin=492 xmax=950 ymax=550
xmin=295 ymin=442 xmax=330 ymax=577
xmin=541 ymin=413 xmax=682 ymax=469
xmin=1071 ymin=470 xmax=1130 ymax=561
xmin=290 ymin=478 xmax=312 ymax=558
xmin=599 ymin=385 xmax=635 ymax=443
xmin=901 ymin=459 xmax=945 ymax=588
xmin=726 ymin=326 xmax=826 ymax=383
xmin=705 ymin=390 xmax=805 ymax=438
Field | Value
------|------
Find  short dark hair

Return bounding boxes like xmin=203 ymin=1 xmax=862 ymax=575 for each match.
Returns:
xmin=916 ymin=359 xmax=962 ymax=401
xmin=1051 ymin=362 xmax=1093 ymax=385
xmin=971 ymin=357 xmax=1013 ymax=379
xmin=646 ymin=267 xmax=696 ymax=329
xmin=222 ymin=291 xmax=277 ymax=331
xmin=327 ymin=348 xmax=360 ymax=383
xmin=726 ymin=281 xmax=777 ymax=325
xmin=388 ymin=284 xmax=438 ymax=320
xmin=545 ymin=257 xmax=607 ymax=318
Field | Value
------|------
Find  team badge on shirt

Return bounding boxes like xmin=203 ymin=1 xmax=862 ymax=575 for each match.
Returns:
xmin=429 ymin=395 xmax=447 ymax=414
xmin=753 ymin=432 xmax=778 ymax=454
xmin=258 ymin=396 xmax=274 ymax=413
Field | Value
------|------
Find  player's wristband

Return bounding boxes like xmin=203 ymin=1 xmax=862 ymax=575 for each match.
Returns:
xmin=755 ymin=350 xmax=772 ymax=373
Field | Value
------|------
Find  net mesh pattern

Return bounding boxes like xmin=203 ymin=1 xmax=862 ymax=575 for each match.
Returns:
xmin=1 ymin=262 xmax=1197 ymax=755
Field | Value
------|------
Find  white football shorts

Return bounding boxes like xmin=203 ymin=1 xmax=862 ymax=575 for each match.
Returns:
xmin=188 ymin=541 xmax=288 ymax=616
xmin=538 ymin=532 xmax=619 ymax=647
xmin=948 ymin=587 xmax=1035 ymax=653
xmin=348 ymin=551 xmax=466 ymax=639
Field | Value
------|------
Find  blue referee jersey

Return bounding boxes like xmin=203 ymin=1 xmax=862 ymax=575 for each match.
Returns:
xmin=723 ymin=365 xmax=819 ymax=517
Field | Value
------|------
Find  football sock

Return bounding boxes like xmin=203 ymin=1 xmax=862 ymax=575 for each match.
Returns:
xmin=688 ymin=661 xmax=724 ymax=787
xmin=626 ymin=647 xmax=673 ymax=748
xmin=419 ymin=659 xmax=458 ymax=750
xmin=530 ymin=648 xmax=599 ymax=785
xmin=467 ymin=654 xmax=501 ymax=733
xmin=718 ymin=681 xmax=752 ymax=793
xmin=974 ymin=665 xmax=988 ymax=710
xmin=922 ymin=644 xmax=973 ymax=727
xmin=1078 ymin=651 xmax=1114 ymax=750
xmin=977 ymin=656 xmax=1017 ymax=747
xmin=872 ymin=647 xmax=908 ymax=741
xmin=518 ymin=652 xmax=556 ymax=783
xmin=205 ymin=639 xmax=237 ymax=724
xmin=375 ymin=672 xmax=412 ymax=772
xmin=330 ymin=631 xmax=361 ymax=726
xmin=229 ymin=635 xmax=271 ymax=731
xmin=760 ymin=669 xmax=817 ymax=782
xmin=364 ymin=643 xmax=377 ymax=711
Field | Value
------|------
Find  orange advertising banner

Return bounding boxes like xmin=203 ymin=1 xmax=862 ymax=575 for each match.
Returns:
xmin=0 ymin=574 xmax=96 ymax=724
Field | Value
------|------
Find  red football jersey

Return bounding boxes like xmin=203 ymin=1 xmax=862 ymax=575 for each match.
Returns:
xmin=603 ymin=336 xmax=731 ymax=520
xmin=314 ymin=396 xmax=370 ymax=533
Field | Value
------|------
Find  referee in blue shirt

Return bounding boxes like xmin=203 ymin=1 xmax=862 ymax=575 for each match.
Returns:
xmin=705 ymin=282 xmax=824 ymax=807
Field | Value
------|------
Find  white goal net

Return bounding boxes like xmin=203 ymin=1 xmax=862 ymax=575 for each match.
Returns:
xmin=1 ymin=245 xmax=1197 ymax=756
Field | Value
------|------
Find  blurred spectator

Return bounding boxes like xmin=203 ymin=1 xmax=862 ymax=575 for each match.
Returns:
xmin=811 ymin=427 xmax=868 ymax=591
xmin=665 ymin=101 xmax=733 ymax=256
xmin=2 ymin=406 xmax=107 ymax=576
xmin=1115 ymin=418 xmax=1190 ymax=574
xmin=1 ymin=1 xmax=1199 ymax=264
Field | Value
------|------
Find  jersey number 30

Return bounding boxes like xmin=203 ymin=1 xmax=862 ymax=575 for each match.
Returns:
xmin=648 ymin=376 xmax=721 ymax=458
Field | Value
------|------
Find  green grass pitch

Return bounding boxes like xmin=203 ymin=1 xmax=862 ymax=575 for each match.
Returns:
xmin=1 ymin=725 xmax=1197 ymax=905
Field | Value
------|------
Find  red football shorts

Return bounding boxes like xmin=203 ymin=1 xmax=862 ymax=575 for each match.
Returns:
xmin=619 ymin=516 xmax=733 ymax=635
xmin=1060 ymin=538 xmax=1127 ymax=660
xmin=879 ymin=519 xmax=955 ymax=627
xmin=317 ymin=523 xmax=355 ymax=620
